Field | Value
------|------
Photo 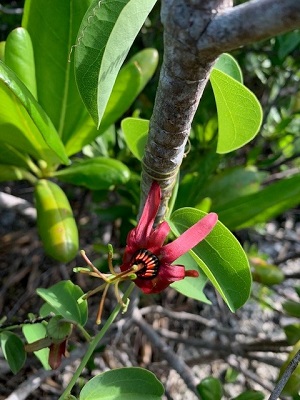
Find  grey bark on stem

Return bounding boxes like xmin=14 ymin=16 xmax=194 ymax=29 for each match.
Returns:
xmin=140 ymin=0 xmax=300 ymax=221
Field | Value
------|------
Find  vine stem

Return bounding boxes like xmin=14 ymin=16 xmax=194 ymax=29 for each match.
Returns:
xmin=58 ymin=283 xmax=135 ymax=400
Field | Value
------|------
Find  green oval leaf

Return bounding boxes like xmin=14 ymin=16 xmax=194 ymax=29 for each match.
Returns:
xmin=171 ymin=252 xmax=211 ymax=304
xmin=74 ymin=0 xmax=157 ymax=126
xmin=80 ymin=367 xmax=164 ymax=400
xmin=210 ymin=68 xmax=262 ymax=154
xmin=0 ymin=61 xmax=69 ymax=165
xmin=121 ymin=117 xmax=149 ymax=160
xmin=0 ymin=165 xmax=31 ymax=182
xmin=37 ymin=280 xmax=88 ymax=326
xmin=232 ymin=390 xmax=265 ymax=400
xmin=46 ymin=316 xmax=72 ymax=342
xmin=169 ymin=208 xmax=251 ymax=311
xmin=284 ymin=324 xmax=300 ymax=346
xmin=197 ymin=377 xmax=223 ymax=400
xmin=216 ymin=174 xmax=300 ymax=230
xmin=283 ymin=300 xmax=300 ymax=318
xmin=22 ymin=323 xmax=50 ymax=370
xmin=22 ymin=0 xmax=91 ymax=143
xmin=5 ymin=27 xmax=37 ymax=97
xmin=0 ymin=331 xmax=26 ymax=374
xmin=196 ymin=166 xmax=266 ymax=210
xmin=251 ymin=259 xmax=284 ymax=286
xmin=214 ymin=53 xmax=243 ymax=83
xmin=0 ymin=143 xmax=33 ymax=170
xmin=34 ymin=179 xmax=79 ymax=262
xmin=98 ymin=48 xmax=158 ymax=134
xmin=54 ymin=157 xmax=130 ymax=190
xmin=0 ymin=41 xmax=5 ymax=61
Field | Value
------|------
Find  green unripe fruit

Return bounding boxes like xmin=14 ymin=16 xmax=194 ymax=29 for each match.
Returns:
xmin=34 ymin=179 xmax=78 ymax=262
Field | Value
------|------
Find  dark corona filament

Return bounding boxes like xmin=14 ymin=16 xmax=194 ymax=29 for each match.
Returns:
xmin=132 ymin=249 xmax=159 ymax=279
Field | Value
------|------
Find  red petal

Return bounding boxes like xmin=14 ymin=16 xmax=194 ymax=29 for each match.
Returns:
xmin=133 ymin=182 xmax=161 ymax=244
xmin=185 ymin=269 xmax=199 ymax=277
xmin=147 ymin=221 xmax=170 ymax=251
xmin=162 ymin=213 xmax=218 ymax=263
xmin=134 ymin=263 xmax=186 ymax=294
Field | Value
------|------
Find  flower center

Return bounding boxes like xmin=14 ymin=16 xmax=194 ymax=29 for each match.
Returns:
xmin=132 ymin=249 xmax=159 ymax=280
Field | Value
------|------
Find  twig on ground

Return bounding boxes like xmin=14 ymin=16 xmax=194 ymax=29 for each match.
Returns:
xmin=140 ymin=305 xmax=255 ymax=336
xmin=5 ymin=346 xmax=87 ymax=400
xmin=131 ymin=306 xmax=199 ymax=396
xmin=227 ymin=356 xmax=276 ymax=394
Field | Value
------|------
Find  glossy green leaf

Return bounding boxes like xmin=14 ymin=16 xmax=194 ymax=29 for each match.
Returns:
xmin=170 ymin=208 xmax=251 ymax=311
xmin=64 ymin=113 xmax=98 ymax=157
xmin=74 ymin=0 xmax=157 ymax=126
xmin=98 ymin=48 xmax=158 ymax=134
xmin=232 ymin=390 xmax=265 ymax=400
xmin=0 ymin=61 xmax=69 ymax=165
xmin=121 ymin=117 xmax=149 ymax=160
xmin=277 ymin=31 xmax=300 ymax=60
xmin=0 ymin=143 xmax=33 ymax=170
xmin=214 ymin=53 xmax=243 ymax=83
xmin=46 ymin=316 xmax=72 ymax=342
xmin=197 ymin=167 xmax=266 ymax=209
xmin=22 ymin=0 xmax=91 ymax=142
xmin=5 ymin=27 xmax=37 ymax=97
xmin=175 ymin=152 xmax=221 ymax=210
xmin=215 ymin=174 xmax=300 ymax=230
xmin=197 ymin=377 xmax=223 ymax=400
xmin=82 ymin=124 xmax=116 ymax=158
xmin=54 ymin=157 xmax=130 ymax=190
xmin=251 ymin=259 xmax=284 ymax=286
xmin=0 ymin=165 xmax=31 ymax=182
xmin=225 ymin=367 xmax=239 ymax=383
xmin=39 ymin=302 xmax=57 ymax=318
xmin=65 ymin=48 xmax=157 ymax=155
xmin=284 ymin=324 xmax=300 ymax=345
xmin=80 ymin=367 xmax=164 ymax=400
xmin=210 ymin=68 xmax=262 ymax=153
xmin=37 ymin=280 xmax=88 ymax=326
xmin=0 ymin=41 xmax=5 ymax=61
xmin=283 ymin=301 xmax=300 ymax=318
xmin=171 ymin=252 xmax=211 ymax=304
xmin=34 ymin=179 xmax=79 ymax=262
xmin=22 ymin=323 xmax=50 ymax=370
xmin=0 ymin=331 xmax=26 ymax=374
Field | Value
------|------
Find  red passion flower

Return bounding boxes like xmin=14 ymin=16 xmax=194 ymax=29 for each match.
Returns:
xmin=120 ymin=181 xmax=218 ymax=294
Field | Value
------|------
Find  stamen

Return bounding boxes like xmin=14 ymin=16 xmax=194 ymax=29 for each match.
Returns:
xmin=131 ymin=249 xmax=159 ymax=280
xmin=81 ymin=250 xmax=110 ymax=282
xmin=107 ymin=244 xmax=116 ymax=275
xmin=114 ymin=280 xmax=126 ymax=307
xmin=81 ymin=282 xmax=107 ymax=301
xmin=96 ymin=283 xmax=110 ymax=325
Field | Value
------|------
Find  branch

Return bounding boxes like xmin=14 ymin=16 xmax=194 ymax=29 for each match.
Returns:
xmin=141 ymin=0 xmax=233 ymax=219
xmin=199 ymin=0 xmax=300 ymax=57
xmin=131 ymin=306 xmax=199 ymax=396
xmin=140 ymin=0 xmax=300 ymax=219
